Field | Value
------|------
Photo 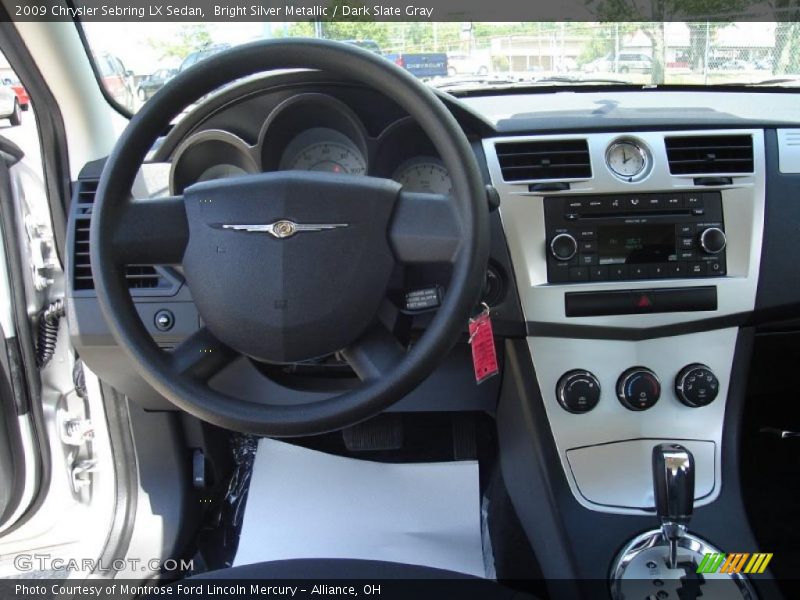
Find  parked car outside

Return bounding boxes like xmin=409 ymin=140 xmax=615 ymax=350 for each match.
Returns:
xmin=1 ymin=77 xmax=29 ymax=110
xmin=137 ymin=68 xmax=177 ymax=101
xmin=94 ymin=52 xmax=135 ymax=112
xmin=447 ymin=53 xmax=491 ymax=76
xmin=584 ymin=52 xmax=652 ymax=74
xmin=0 ymin=80 xmax=21 ymax=126
xmin=179 ymin=44 xmax=232 ymax=72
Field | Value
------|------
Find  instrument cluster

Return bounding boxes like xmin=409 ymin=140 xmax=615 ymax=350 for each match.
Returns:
xmin=169 ymin=92 xmax=452 ymax=195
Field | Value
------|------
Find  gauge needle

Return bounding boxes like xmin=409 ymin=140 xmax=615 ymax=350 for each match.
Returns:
xmin=622 ymin=150 xmax=630 ymax=164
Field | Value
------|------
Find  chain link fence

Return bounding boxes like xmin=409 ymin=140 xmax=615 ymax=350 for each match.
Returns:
xmin=346 ymin=22 xmax=799 ymax=84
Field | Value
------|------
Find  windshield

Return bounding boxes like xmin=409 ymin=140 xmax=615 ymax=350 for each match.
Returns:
xmin=81 ymin=21 xmax=800 ymax=114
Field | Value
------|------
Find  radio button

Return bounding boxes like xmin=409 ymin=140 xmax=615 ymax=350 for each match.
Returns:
xmin=630 ymin=265 xmax=648 ymax=279
xmin=578 ymin=254 xmax=597 ymax=266
xmin=586 ymin=199 xmax=606 ymax=211
xmin=566 ymin=199 xmax=587 ymax=211
xmin=679 ymin=249 xmax=695 ymax=260
xmin=679 ymin=237 xmax=695 ymax=250
xmin=707 ymin=260 xmax=726 ymax=276
xmin=665 ymin=194 xmax=685 ymax=209
xmin=577 ymin=229 xmax=597 ymax=240
xmin=625 ymin=197 xmax=644 ymax=210
xmin=550 ymin=233 xmax=578 ymax=261
xmin=590 ymin=266 xmax=609 ymax=281
xmin=667 ymin=263 xmax=686 ymax=278
xmin=650 ymin=264 xmax=669 ymax=278
xmin=579 ymin=240 xmax=597 ymax=253
xmin=688 ymin=262 xmax=708 ymax=276
xmin=608 ymin=265 xmax=627 ymax=280
xmin=645 ymin=196 xmax=664 ymax=209
xmin=678 ymin=224 xmax=693 ymax=236
xmin=565 ymin=213 xmax=579 ymax=221
xmin=569 ymin=267 xmax=589 ymax=282
xmin=686 ymin=193 xmax=703 ymax=208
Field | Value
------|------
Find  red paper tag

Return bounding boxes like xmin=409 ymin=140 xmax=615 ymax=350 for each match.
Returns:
xmin=469 ymin=310 xmax=499 ymax=384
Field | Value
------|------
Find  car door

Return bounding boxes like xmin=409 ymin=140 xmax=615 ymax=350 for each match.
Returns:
xmin=0 ymin=135 xmax=38 ymax=534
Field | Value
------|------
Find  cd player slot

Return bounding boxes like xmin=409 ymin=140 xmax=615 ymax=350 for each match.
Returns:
xmin=578 ymin=209 xmax=693 ymax=219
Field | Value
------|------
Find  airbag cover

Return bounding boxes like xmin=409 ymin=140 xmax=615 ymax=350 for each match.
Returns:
xmin=182 ymin=171 xmax=399 ymax=362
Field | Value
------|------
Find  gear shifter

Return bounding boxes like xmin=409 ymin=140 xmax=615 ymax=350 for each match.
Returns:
xmin=652 ymin=443 xmax=694 ymax=569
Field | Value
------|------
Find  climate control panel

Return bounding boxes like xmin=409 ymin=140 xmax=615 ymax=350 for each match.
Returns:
xmin=556 ymin=364 xmax=718 ymax=413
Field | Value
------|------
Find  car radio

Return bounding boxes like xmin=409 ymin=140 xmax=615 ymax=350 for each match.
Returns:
xmin=544 ymin=191 xmax=726 ymax=284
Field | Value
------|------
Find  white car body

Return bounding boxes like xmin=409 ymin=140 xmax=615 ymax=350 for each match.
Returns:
xmin=0 ymin=82 xmax=18 ymax=121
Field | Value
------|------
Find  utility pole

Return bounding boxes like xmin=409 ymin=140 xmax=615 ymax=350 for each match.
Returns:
xmin=703 ymin=21 xmax=710 ymax=84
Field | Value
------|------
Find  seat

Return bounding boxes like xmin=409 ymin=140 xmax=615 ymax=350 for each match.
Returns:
xmin=185 ymin=559 xmax=533 ymax=598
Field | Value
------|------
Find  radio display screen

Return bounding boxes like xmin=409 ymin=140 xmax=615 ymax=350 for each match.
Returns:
xmin=598 ymin=224 xmax=676 ymax=265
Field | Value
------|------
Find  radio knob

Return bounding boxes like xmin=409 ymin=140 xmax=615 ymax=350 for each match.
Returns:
xmin=556 ymin=370 xmax=601 ymax=413
xmin=699 ymin=227 xmax=726 ymax=255
xmin=675 ymin=363 xmax=719 ymax=407
xmin=617 ymin=367 xmax=661 ymax=411
xmin=550 ymin=233 xmax=578 ymax=261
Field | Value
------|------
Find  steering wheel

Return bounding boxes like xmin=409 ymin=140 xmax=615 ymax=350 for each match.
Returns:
xmin=91 ymin=39 xmax=489 ymax=436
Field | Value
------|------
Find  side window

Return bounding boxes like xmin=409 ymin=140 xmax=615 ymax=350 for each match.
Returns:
xmin=0 ymin=54 xmax=55 ymax=299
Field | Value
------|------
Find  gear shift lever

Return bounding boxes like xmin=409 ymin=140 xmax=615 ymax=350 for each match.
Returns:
xmin=652 ymin=443 xmax=695 ymax=569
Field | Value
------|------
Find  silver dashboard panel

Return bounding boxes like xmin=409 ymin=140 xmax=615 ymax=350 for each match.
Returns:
xmin=482 ymin=129 xmax=765 ymax=330
xmin=483 ymin=130 xmax=765 ymax=515
xmin=528 ymin=329 xmax=736 ymax=515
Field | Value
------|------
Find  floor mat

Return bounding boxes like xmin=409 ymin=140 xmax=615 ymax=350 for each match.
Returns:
xmin=234 ymin=438 xmax=486 ymax=577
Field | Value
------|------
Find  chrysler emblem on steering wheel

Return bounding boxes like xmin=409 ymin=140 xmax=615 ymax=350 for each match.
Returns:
xmin=218 ymin=220 xmax=349 ymax=239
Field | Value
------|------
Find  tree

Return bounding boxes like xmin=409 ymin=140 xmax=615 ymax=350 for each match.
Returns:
xmin=147 ymin=24 xmax=212 ymax=62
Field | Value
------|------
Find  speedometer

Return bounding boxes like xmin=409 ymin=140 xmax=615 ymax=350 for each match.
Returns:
xmin=287 ymin=142 xmax=367 ymax=175
xmin=393 ymin=158 xmax=453 ymax=194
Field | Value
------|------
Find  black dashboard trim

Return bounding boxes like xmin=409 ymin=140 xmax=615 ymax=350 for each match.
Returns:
xmin=526 ymin=312 xmax=749 ymax=341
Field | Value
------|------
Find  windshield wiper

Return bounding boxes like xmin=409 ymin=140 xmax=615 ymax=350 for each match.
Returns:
xmin=533 ymin=76 xmax=633 ymax=85
xmin=433 ymin=75 xmax=635 ymax=92
xmin=719 ymin=77 xmax=800 ymax=87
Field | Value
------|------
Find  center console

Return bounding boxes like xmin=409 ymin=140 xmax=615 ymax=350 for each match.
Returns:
xmin=483 ymin=129 xmax=766 ymax=516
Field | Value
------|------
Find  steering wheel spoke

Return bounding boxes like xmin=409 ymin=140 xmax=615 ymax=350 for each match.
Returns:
xmin=112 ymin=195 xmax=188 ymax=264
xmin=169 ymin=327 xmax=238 ymax=382
xmin=389 ymin=191 xmax=462 ymax=265
xmin=341 ymin=323 xmax=407 ymax=382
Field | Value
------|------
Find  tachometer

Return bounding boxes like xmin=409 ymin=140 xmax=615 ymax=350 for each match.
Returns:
xmin=393 ymin=158 xmax=453 ymax=194
xmin=287 ymin=142 xmax=367 ymax=175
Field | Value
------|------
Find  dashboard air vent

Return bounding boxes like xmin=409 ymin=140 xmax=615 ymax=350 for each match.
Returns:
xmin=71 ymin=179 xmax=165 ymax=292
xmin=665 ymin=134 xmax=753 ymax=175
xmin=495 ymin=139 xmax=592 ymax=182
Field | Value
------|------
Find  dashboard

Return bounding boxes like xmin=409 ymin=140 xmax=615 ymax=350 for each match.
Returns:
xmin=66 ymin=72 xmax=800 ymax=518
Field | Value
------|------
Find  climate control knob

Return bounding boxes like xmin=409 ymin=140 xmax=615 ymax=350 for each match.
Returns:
xmin=617 ymin=367 xmax=661 ymax=411
xmin=556 ymin=370 xmax=601 ymax=414
xmin=550 ymin=233 xmax=578 ymax=261
xmin=675 ymin=364 xmax=719 ymax=407
xmin=699 ymin=227 xmax=726 ymax=255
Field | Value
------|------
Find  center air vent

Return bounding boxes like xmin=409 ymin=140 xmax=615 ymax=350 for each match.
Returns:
xmin=495 ymin=139 xmax=591 ymax=182
xmin=665 ymin=134 xmax=754 ymax=175
xmin=71 ymin=179 xmax=168 ymax=292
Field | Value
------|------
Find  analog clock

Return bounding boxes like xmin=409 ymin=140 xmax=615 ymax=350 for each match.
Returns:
xmin=605 ymin=139 xmax=650 ymax=181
